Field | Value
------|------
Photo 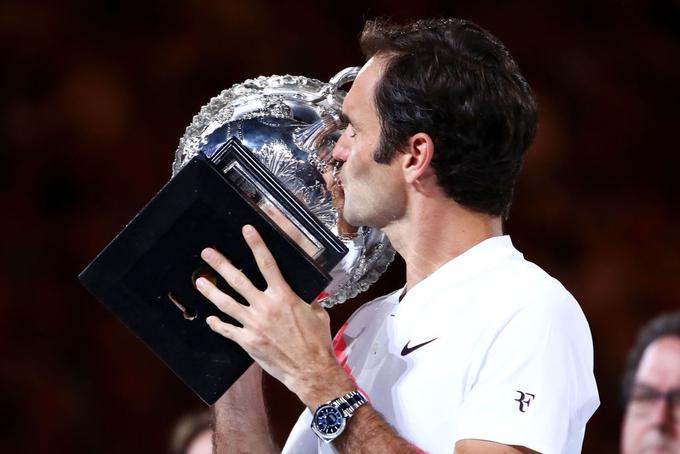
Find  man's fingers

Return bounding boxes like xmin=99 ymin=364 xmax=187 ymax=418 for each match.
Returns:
xmin=195 ymin=277 xmax=248 ymax=324
xmin=206 ymin=315 xmax=243 ymax=342
xmin=201 ymin=247 xmax=259 ymax=300
xmin=241 ymin=225 xmax=288 ymax=290
xmin=206 ymin=316 xmax=265 ymax=360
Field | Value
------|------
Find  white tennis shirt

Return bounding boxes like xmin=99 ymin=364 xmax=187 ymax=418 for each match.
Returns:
xmin=283 ymin=236 xmax=599 ymax=454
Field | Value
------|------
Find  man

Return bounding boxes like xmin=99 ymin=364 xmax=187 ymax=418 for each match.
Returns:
xmin=621 ymin=312 xmax=680 ymax=454
xmin=195 ymin=18 xmax=599 ymax=453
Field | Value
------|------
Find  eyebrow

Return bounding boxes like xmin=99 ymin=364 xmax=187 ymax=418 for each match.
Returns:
xmin=339 ymin=112 xmax=350 ymax=125
xmin=339 ymin=111 xmax=357 ymax=129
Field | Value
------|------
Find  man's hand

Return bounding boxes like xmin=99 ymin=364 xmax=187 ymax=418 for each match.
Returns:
xmin=196 ymin=224 xmax=354 ymax=407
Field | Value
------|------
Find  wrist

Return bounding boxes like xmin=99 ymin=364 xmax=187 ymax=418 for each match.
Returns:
xmin=292 ymin=363 xmax=356 ymax=410
xmin=311 ymin=389 xmax=369 ymax=443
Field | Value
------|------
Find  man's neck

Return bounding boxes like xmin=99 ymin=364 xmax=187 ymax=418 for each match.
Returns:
xmin=384 ymin=197 xmax=503 ymax=291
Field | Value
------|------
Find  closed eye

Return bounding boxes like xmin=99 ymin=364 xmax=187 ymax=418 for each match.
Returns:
xmin=340 ymin=112 xmax=357 ymax=138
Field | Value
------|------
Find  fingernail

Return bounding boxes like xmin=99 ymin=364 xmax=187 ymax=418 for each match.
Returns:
xmin=201 ymin=248 xmax=215 ymax=260
xmin=195 ymin=277 xmax=207 ymax=289
xmin=243 ymin=225 xmax=255 ymax=236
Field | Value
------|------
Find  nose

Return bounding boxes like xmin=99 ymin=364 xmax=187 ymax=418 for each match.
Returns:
xmin=649 ymin=397 xmax=676 ymax=435
xmin=332 ymin=130 xmax=350 ymax=162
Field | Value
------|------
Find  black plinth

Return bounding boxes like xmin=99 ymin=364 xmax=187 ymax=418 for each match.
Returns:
xmin=79 ymin=138 xmax=347 ymax=404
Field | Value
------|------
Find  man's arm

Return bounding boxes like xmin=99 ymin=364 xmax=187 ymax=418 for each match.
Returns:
xmin=212 ymin=363 xmax=277 ymax=454
xmin=455 ymin=440 xmax=539 ymax=454
xmin=197 ymin=225 xmax=423 ymax=453
xmin=332 ymin=405 xmax=422 ymax=453
xmin=331 ymin=405 xmax=538 ymax=453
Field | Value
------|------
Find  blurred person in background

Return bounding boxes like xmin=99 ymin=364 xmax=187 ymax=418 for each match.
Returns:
xmin=170 ymin=410 xmax=213 ymax=454
xmin=621 ymin=311 xmax=680 ymax=454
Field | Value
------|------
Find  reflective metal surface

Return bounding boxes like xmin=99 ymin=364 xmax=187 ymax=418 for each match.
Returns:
xmin=174 ymin=69 xmax=395 ymax=307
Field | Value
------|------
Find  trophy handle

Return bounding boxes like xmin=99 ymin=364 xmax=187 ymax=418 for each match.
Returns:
xmin=326 ymin=66 xmax=361 ymax=107
xmin=293 ymin=66 xmax=361 ymax=163
xmin=305 ymin=66 xmax=361 ymax=107
xmin=327 ymin=66 xmax=361 ymax=93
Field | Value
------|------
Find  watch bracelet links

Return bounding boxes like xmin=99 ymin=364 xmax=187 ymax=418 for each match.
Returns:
xmin=334 ymin=390 xmax=368 ymax=417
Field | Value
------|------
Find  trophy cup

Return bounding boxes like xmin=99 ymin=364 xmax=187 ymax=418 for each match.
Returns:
xmin=79 ymin=68 xmax=395 ymax=404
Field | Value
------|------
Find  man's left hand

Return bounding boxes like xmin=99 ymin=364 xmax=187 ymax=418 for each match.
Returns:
xmin=196 ymin=225 xmax=352 ymax=406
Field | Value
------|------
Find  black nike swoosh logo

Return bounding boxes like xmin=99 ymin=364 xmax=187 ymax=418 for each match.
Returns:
xmin=400 ymin=337 xmax=438 ymax=356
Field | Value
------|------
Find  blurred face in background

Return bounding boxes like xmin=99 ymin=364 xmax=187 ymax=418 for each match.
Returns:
xmin=185 ymin=428 xmax=212 ymax=454
xmin=621 ymin=336 xmax=680 ymax=454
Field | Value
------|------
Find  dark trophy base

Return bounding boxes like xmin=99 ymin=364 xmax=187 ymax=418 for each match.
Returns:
xmin=79 ymin=138 xmax=347 ymax=404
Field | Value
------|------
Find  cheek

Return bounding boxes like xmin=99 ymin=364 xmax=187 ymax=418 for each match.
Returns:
xmin=344 ymin=152 xmax=367 ymax=180
xmin=621 ymin=410 xmax=647 ymax=451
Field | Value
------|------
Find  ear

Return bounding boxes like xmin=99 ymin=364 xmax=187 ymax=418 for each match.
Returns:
xmin=402 ymin=132 xmax=435 ymax=184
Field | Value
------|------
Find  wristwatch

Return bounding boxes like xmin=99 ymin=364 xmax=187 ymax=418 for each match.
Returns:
xmin=311 ymin=389 xmax=368 ymax=443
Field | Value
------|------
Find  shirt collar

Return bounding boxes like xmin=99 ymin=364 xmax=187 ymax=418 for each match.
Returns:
xmin=399 ymin=235 xmax=521 ymax=308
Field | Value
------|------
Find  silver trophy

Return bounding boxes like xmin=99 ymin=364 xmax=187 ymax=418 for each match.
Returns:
xmin=173 ymin=68 xmax=395 ymax=307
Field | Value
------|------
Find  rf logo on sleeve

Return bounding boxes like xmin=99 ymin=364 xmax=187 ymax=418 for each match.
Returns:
xmin=515 ymin=391 xmax=535 ymax=412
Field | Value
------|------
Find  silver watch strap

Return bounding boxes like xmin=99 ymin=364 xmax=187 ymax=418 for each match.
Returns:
xmin=331 ymin=390 xmax=368 ymax=418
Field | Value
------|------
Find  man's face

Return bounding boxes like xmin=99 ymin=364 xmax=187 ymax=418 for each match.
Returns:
xmin=331 ymin=56 xmax=406 ymax=229
xmin=622 ymin=336 xmax=680 ymax=454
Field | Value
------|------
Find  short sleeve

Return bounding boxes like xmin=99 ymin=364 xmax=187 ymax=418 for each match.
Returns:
xmin=282 ymin=409 xmax=318 ymax=454
xmin=453 ymin=297 xmax=599 ymax=454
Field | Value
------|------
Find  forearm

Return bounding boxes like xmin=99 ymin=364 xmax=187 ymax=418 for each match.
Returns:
xmin=212 ymin=364 xmax=277 ymax=454
xmin=296 ymin=367 xmax=421 ymax=454
xmin=334 ymin=405 xmax=422 ymax=453
xmin=335 ymin=404 xmax=535 ymax=454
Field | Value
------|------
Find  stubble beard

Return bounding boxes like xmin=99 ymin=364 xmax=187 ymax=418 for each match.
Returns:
xmin=341 ymin=184 xmax=376 ymax=229
xmin=636 ymin=430 xmax=679 ymax=454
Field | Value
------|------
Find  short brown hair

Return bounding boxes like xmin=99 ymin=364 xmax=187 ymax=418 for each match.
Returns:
xmin=360 ymin=18 xmax=537 ymax=218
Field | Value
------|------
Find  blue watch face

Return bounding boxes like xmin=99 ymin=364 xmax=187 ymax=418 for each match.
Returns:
xmin=315 ymin=406 xmax=344 ymax=434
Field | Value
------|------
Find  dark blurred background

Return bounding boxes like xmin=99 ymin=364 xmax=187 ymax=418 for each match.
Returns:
xmin=1 ymin=0 xmax=679 ymax=452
